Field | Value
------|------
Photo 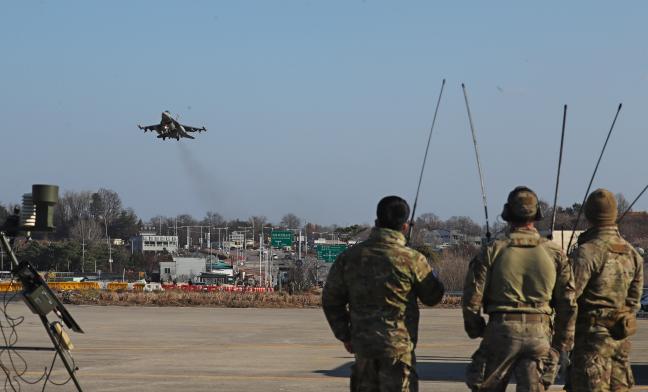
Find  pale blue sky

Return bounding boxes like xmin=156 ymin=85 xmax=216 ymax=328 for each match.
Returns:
xmin=1 ymin=1 xmax=647 ymax=226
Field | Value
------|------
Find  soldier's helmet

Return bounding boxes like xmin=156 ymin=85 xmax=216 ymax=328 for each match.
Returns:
xmin=584 ymin=188 xmax=617 ymax=226
xmin=501 ymin=186 xmax=543 ymax=222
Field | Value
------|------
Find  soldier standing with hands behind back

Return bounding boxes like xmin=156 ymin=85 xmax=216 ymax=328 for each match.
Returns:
xmin=322 ymin=196 xmax=445 ymax=392
xmin=462 ymin=186 xmax=577 ymax=391
xmin=568 ymin=189 xmax=643 ymax=392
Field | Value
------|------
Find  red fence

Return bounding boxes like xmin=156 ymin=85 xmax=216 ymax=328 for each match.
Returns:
xmin=161 ymin=284 xmax=274 ymax=293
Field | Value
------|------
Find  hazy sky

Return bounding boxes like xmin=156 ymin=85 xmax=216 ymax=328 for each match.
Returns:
xmin=2 ymin=1 xmax=647 ymax=226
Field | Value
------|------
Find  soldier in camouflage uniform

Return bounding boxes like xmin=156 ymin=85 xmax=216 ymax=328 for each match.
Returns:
xmin=322 ymin=196 xmax=445 ymax=392
xmin=463 ymin=186 xmax=577 ymax=392
xmin=568 ymin=188 xmax=644 ymax=392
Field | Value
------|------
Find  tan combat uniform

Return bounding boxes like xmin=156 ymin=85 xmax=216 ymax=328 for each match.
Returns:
xmin=322 ymin=227 xmax=445 ymax=392
xmin=463 ymin=227 xmax=577 ymax=392
xmin=568 ymin=226 xmax=643 ymax=392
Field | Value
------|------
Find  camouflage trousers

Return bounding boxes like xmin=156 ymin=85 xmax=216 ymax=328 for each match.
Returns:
xmin=568 ymin=325 xmax=634 ymax=392
xmin=466 ymin=313 xmax=551 ymax=392
xmin=350 ymin=351 xmax=417 ymax=392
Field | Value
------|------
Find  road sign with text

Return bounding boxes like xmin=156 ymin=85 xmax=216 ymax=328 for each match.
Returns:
xmin=317 ymin=244 xmax=348 ymax=263
xmin=271 ymin=230 xmax=293 ymax=248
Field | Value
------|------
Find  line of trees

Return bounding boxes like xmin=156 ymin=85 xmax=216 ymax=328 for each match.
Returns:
xmin=0 ymin=188 xmax=645 ymax=276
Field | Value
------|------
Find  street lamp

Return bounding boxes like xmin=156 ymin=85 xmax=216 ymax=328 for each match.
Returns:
xmin=259 ymin=225 xmax=274 ymax=286
xmin=99 ymin=215 xmax=112 ymax=273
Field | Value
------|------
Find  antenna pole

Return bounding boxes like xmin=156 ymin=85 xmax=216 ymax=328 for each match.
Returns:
xmin=567 ymin=103 xmax=622 ymax=250
xmin=407 ymin=79 xmax=446 ymax=244
xmin=550 ymin=105 xmax=568 ymax=240
xmin=462 ymin=83 xmax=491 ymax=241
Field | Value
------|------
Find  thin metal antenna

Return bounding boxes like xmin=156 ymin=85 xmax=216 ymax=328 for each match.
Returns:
xmin=618 ymin=184 xmax=648 ymax=223
xmin=461 ymin=83 xmax=491 ymax=241
xmin=407 ymin=79 xmax=446 ymax=244
xmin=550 ymin=105 xmax=568 ymax=241
xmin=567 ymin=103 xmax=623 ymax=251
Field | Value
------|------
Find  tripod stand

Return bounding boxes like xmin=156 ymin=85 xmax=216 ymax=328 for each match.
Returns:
xmin=0 ymin=232 xmax=83 ymax=391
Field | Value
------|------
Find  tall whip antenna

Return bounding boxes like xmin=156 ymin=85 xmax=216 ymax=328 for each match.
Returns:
xmin=461 ymin=83 xmax=491 ymax=242
xmin=550 ymin=105 xmax=568 ymax=241
xmin=566 ymin=103 xmax=622 ymax=251
xmin=407 ymin=79 xmax=446 ymax=244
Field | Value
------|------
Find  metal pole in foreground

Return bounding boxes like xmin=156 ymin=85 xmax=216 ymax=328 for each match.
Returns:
xmin=407 ymin=78 xmax=446 ymax=244
xmin=461 ymin=83 xmax=491 ymax=241
xmin=550 ymin=105 xmax=568 ymax=242
xmin=567 ymin=103 xmax=623 ymax=251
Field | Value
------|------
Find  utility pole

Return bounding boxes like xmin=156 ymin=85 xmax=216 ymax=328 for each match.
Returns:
xmin=80 ymin=217 xmax=86 ymax=273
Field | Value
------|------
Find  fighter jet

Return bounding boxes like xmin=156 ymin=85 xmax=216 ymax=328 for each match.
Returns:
xmin=138 ymin=111 xmax=207 ymax=141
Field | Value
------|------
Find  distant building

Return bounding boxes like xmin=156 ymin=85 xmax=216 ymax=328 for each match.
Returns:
xmin=229 ymin=231 xmax=245 ymax=249
xmin=159 ymin=257 xmax=207 ymax=282
xmin=548 ymin=230 xmax=584 ymax=251
xmin=313 ymin=238 xmax=346 ymax=245
xmin=420 ymin=229 xmax=482 ymax=248
xmin=130 ymin=226 xmax=178 ymax=254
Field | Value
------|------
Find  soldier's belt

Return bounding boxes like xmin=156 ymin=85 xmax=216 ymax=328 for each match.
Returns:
xmin=491 ymin=301 xmax=549 ymax=308
xmin=490 ymin=313 xmax=550 ymax=323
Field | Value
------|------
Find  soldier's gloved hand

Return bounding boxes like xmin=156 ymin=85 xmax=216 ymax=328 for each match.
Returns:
xmin=541 ymin=348 xmax=561 ymax=389
xmin=463 ymin=310 xmax=486 ymax=339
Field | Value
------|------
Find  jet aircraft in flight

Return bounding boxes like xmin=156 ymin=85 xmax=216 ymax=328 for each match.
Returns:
xmin=138 ymin=111 xmax=207 ymax=140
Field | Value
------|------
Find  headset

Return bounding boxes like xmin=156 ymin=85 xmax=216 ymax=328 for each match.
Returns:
xmin=501 ymin=186 xmax=543 ymax=222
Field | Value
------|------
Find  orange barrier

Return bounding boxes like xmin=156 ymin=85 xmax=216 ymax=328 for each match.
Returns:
xmin=107 ymin=282 xmax=129 ymax=292
xmin=0 ymin=281 xmax=21 ymax=292
xmin=48 ymin=282 xmax=100 ymax=291
xmin=1 ymin=281 xmax=100 ymax=292
xmin=1 ymin=281 xmax=275 ymax=293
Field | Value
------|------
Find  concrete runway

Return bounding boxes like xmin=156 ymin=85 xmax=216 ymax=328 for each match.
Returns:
xmin=2 ymin=305 xmax=647 ymax=391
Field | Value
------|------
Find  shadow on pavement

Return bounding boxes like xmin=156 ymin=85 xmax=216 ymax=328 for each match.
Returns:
xmin=315 ymin=358 xmax=468 ymax=382
xmin=316 ymin=360 xmax=648 ymax=385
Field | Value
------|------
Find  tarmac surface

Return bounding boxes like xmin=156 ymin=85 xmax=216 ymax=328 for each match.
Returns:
xmin=2 ymin=305 xmax=648 ymax=391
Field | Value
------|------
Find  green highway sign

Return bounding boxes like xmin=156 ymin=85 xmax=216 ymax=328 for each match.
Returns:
xmin=317 ymin=244 xmax=348 ymax=263
xmin=271 ymin=230 xmax=293 ymax=248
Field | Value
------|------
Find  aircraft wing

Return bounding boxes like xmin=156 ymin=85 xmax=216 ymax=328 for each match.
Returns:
xmin=178 ymin=129 xmax=195 ymax=139
xmin=138 ymin=124 xmax=162 ymax=132
xmin=181 ymin=124 xmax=207 ymax=133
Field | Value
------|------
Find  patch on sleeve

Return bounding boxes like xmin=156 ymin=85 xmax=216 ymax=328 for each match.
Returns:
xmin=608 ymin=242 xmax=630 ymax=254
xmin=509 ymin=238 xmax=540 ymax=247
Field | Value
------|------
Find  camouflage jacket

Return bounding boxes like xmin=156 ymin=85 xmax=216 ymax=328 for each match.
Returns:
xmin=570 ymin=226 xmax=644 ymax=316
xmin=322 ymin=227 xmax=444 ymax=358
xmin=462 ymin=227 xmax=577 ymax=351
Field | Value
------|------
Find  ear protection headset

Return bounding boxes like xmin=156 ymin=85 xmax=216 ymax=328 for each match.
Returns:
xmin=501 ymin=186 xmax=543 ymax=222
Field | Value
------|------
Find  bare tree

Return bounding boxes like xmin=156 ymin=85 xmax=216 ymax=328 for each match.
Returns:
xmin=616 ymin=193 xmax=630 ymax=216
xmin=91 ymin=188 xmax=122 ymax=227
xmin=280 ymin=213 xmax=301 ymax=229
xmin=415 ymin=212 xmax=441 ymax=230
xmin=203 ymin=211 xmax=225 ymax=227
xmin=54 ymin=191 xmax=94 ymax=238
xmin=70 ymin=218 xmax=103 ymax=244
xmin=442 ymin=216 xmax=483 ymax=236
